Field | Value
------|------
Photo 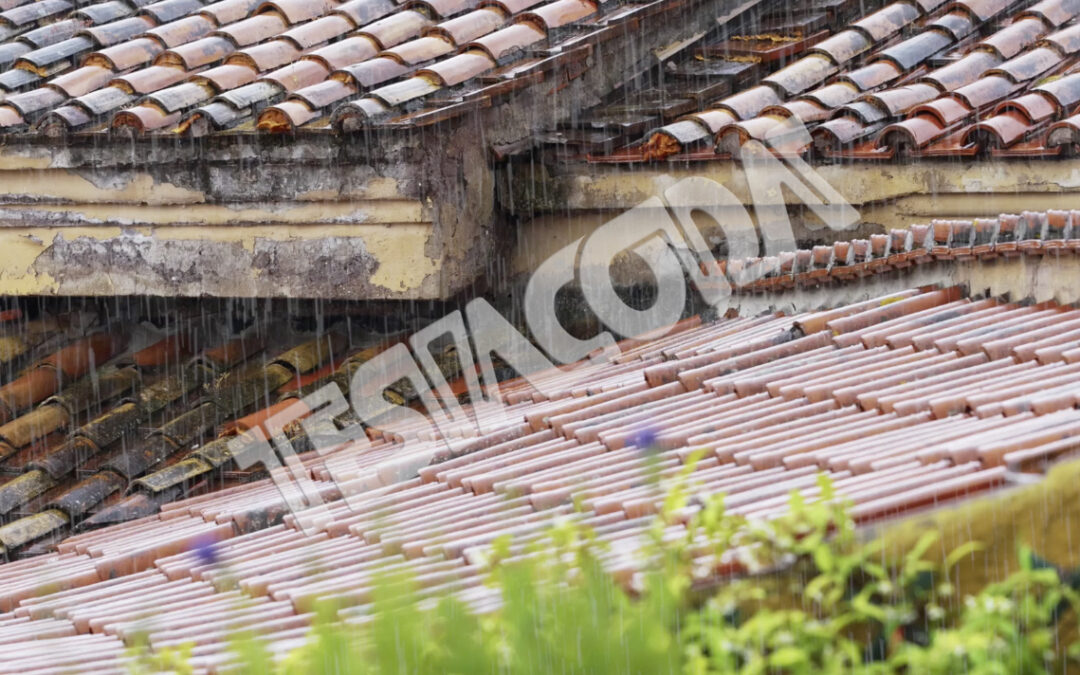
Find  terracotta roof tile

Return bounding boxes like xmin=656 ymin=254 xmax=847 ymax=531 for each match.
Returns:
xmin=279 ymin=13 xmax=354 ymax=48
xmin=567 ymin=0 xmax=1080 ymax=162
xmin=428 ymin=7 xmax=506 ymax=43
xmin=518 ymin=0 xmax=595 ymax=30
xmin=213 ymin=12 xmax=288 ymax=47
xmin=258 ymin=0 xmax=336 ymax=25
xmin=200 ymin=0 xmax=261 ymax=26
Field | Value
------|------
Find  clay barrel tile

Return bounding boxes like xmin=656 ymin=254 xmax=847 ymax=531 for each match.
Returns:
xmin=213 ymin=12 xmax=288 ymax=47
xmin=686 ymin=110 xmax=738 ymax=136
xmin=330 ymin=95 xmax=392 ymax=131
xmin=407 ymin=0 xmax=481 ymax=19
xmin=867 ymin=83 xmax=942 ymax=117
xmin=978 ymin=17 xmax=1047 ymax=59
xmin=913 ymin=97 xmax=972 ymax=127
xmin=874 ymin=29 xmax=954 ymax=72
xmin=16 ymin=18 xmax=82 ymax=50
xmin=1005 ymin=436 xmax=1080 ymax=472
xmin=466 ymin=21 xmax=544 ymax=61
xmin=195 ymin=62 xmax=259 ymax=90
xmin=333 ymin=0 xmax=397 ymax=26
xmin=1035 ymin=71 xmax=1080 ymax=110
xmin=111 ymin=63 xmax=190 ymax=94
xmin=770 ymin=99 xmax=831 ymax=122
xmin=1024 ymin=332 xmax=1080 ymax=364
xmin=808 ymin=29 xmax=871 ymax=63
xmin=427 ymin=8 xmax=505 ymax=44
xmin=47 ymin=65 xmax=112 ymax=98
xmin=418 ymin=49 xmax=494 ymax=85
xmin=360 ymin=10 xmax=433 ymax=50
xmin=81 ymin=17 xmax=156 ymax=51
xmin=256 ymin=0 xmax=336 ymax=25
xmin=142 ymin=0 xmax=206 ymax=24
xmin=0 ymin=404 xmax=69 ymax=450
xmin=640 ymin=120 xmax=703 ymax=157
xmin=110 ymin=104 xmax=182 ymax=134
xmin=50 ymin=472 xmax=127 ymax=518
xmin=877 ymin=116 xmax=945 ymax=152
xmin=383 ymin=35 xmax=454 ymax=65
xmin=332 ymin=56 xmax=410 ymax=88
xmin=838 ymin=60 xmax=903 ymax=91
xmin=0 ymin=510 xmax=72 ymax=558
xmin=200 ymin=0 xmax=262 ymax=25
xmin=254 ymin=97 xmax=310 ymax=130
xmin=3 ymin=86 xmax=65 ymax=116
xmin=1046 ymin=209 xmax=1074 ymax=238
xmin=827 ymin=287 xmax=964 ymax=334
xmin=833 ymin=102 xmax=881 ymax=131
xmin=14 ymin=36 xmax=95 ymax=75
xmin=148 ymin=79 xmax=217 ymax=112
xmin=927 ymin=11 xmax=975 ymax=41
xmin=38 ymin=333 xmax=126 ymax=379
xmin=800 ymin=81 xmax=860 ymax=110
xmin=851 ymin=1 xmax=921 ymax=42
xmin=143 ymin=15 xmax=216 ymax=48
xmin=1 ymin=0 xmax=73 ymax=28
xmin=157 ymin=35 xmax=235 ymax=68
xmin=921 ymin=50 xmax=1001 ymax=92
xmin=1028 ymin=0 xmax=1080 ymax=24
xmin=945 ymin=0 xmax=1014 ymax=22
xmin=763 ymin=54 xmax=838 ymax=97
xmin=715 ymin=84 xmax=781 ymax=120
xmin=988 ymin=46 xmax=1062 ymax=83
xmin=478 ymin=0 xmax=544 ymax=14
xmin=260 ymin=59 xmax=328 ymax=92
xmin=517 ymin=0 xmax=595 ymax=31
xmin=1040 ymin=22 xmax=1080 ymax=54
xmin=304 ymin=35 xmax=379 ymax=71
xmin=1045 ymin=112 xmax=1080 ymax=147
xmin=952 ymin=74 xmax=1015 ymax=109
xmin=963 ymin=111 xmax=1034 ymax=149
xmin=229 ymin=38 xmax=301 ymax=71
xmin=85 ymin=36 xmax=164 ymax=70
xmin=715 ymin=115 xmax=782 ymax=153
xmin=74 ymin=0 xmax=135 ymax=25
xmin=0 ymin=42 xmax=32 ymax=69
xmin=279 ymin=14 xmax=354 ymax=49
xmin=993 ymin=90 xmax=1058 ymax=122
xmin=291 ymin=82 xmax=350 ymax=112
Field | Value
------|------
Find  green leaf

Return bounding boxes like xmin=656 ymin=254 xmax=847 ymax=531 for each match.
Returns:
xmin=945 ymin=541 xmax=985 ymax=571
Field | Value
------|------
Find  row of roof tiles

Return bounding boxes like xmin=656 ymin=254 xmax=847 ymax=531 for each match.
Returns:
xmin=0 ymin=314 xmax=360 ymax=556
xmin=7 ymin=271 xmax=1080 ymax=667
xmin=11 ymin=0 xmax=1080 ymax=158
xmin=0 ymin=0 xmax=675 ymax=136
xmin=716 ymin=209 xmax=1080 ymax=292
xmin=570 ymin=0 xmax=1080 ymax=161
xmin=0 ymin=208 xmax=1073 ymax=555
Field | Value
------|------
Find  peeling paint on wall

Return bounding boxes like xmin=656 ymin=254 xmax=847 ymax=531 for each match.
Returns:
xmin=0 ymin=225 xmax=442 ymax=299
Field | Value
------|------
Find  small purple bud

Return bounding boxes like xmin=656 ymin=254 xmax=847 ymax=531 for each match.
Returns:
xmin=631 ymin=427 xmax=659 ymax=452
xmin=192 ymin=533 xmax=219 ymax=567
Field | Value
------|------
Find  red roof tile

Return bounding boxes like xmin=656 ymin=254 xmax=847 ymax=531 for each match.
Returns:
xmin=0 ymin=222 xmax=1079 ymax=663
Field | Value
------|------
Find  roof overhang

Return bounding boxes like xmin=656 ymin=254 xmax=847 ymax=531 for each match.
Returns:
xmin=509 ymin=158 xmax=1080 ymax=279
xmin=0 ymin=134 xmax=494 ymax=299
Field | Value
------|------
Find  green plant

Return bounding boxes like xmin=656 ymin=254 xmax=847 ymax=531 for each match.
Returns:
xmin=167 ymin=471 xmax=1080 ymax=674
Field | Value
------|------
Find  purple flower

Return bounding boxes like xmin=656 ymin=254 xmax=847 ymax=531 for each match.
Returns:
xmin=631 ymin=427 xmax=659 ymax=452
xmin=191 ymin=533 xmax=219 ymax=567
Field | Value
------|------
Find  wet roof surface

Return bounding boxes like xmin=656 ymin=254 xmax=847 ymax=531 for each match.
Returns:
xmin=573 ymin=0 xmax=1080 ymax=161
xmin=5 ymin=0 xmax=1079 ymax=157
xmin=1 ymin=211 xmax=1080 ymax=669
xmin=0 ymin=0 xmax=643 ymax=136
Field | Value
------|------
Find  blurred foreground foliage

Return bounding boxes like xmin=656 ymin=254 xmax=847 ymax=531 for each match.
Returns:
xmin=129 ymin=457 xmax=1080 ymax=674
